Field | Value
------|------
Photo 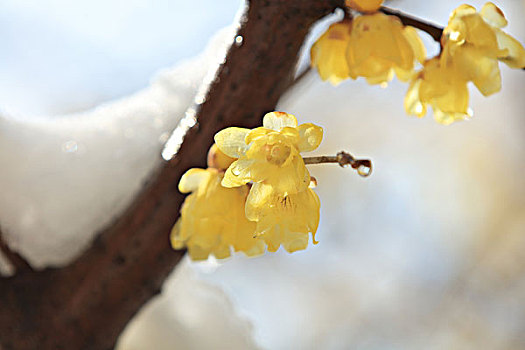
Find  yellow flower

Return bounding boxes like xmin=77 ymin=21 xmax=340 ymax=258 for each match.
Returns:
xmin=310 ymin=20 xmax=352 ymax=85
xmin=247 ymin=184 xmax=321 ymax=253
xmin=346 ymin=13 xmax=426 ymax=85
xmin=345 ymin=0 xmax=383 ymax=13
xmin=207 ymin=143 xmax=235 ymax=170
xmin=215 ymin=112 xmax=323 ymax=196
xmin=171 ymin=167 xmax=264 ymax=261
xmin=441 ymin=2 xmax=525 ymax=96
xmin=214 ymin=111 xmax=323 ymax=253
xmin=405 ymin=58 xmax=471 ymax=125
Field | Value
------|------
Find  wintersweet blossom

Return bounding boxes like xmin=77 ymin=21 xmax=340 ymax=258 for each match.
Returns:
xmin=171 ymin=152 xmax=265 ymax=260
xmin=310 ymin=20 xmax=352 ymax=85
xmin=441 ymin=2 xmax=525 ymax=96
xmin=215 ymin=112 xmax=323 ymax=196
xmin=404 ymin=58 xmax=471 ymax=125
xmin=346 ymin=0 xmax=383 ymax=13
xmin=214 ymin=111 xmax=323 ymax=252
xmin=247 ymin=184 xmax=321 ymax=253
xmin=346 ymin=13 xmax=426 ymax=85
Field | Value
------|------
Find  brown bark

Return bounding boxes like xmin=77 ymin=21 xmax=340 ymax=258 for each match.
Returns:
xmin=0 ymin=1 xmax=343 ymax=349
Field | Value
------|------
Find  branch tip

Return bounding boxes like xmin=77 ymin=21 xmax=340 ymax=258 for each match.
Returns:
xmin=303 ymin=151 xmax=372 ymax=177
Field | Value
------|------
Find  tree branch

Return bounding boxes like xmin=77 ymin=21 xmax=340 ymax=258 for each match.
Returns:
xmin=304 ymin=151 xmax=372 ymax=177
xmin=0 ymin=231 xmax=33 ymax=274
xmin=0 ymin=1 xmax=344 ymax=349
xmin=380 ymin=6 xmax=443 ymax=42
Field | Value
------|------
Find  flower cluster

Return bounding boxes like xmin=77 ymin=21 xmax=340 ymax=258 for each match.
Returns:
xmin=311 ymin=1 xmax=525 ymax=124
xmin=171 ymin=112 xmax=323 ymax=260
xmin=406 ymin=3 xmax=525 ymax=124
xmin=311 ymin=0 xmax=425 ymax=86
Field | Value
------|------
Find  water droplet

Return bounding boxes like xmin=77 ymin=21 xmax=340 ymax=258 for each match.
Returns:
xmin=62 ymin=140 xmax=78 ymax=153
xmin=414 ymin=103 xmax=424 ymax=115
xmin=357 ymin=164 xmax=372 ymax=177
xmin=235 ymin=35 xmax=243 ymax=46
xmin=232 ymin=167 xmax=241 ymax=176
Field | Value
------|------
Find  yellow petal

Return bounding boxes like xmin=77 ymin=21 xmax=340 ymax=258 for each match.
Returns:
xmin=170 ymin=220 xmax=185 ymax=249
xmin=207 ymin=144 xmax=236 ymax=170
xmin=282 ymin=231 xmax=309 ymax=253
xmin=452 ymin=45 xmax=501 ymax=96
xmin=221 ymin=159 xmax=256 ymax=188
xmin=245 ymin=127 xmax=272 ymax=144
xmin=245 ymin=182 xmax=274 ymax=221
xmin=214 ymin=127 xmax=251 ymax=158
xmin=403 ymin=26 xmax=426 ymax=64
xmin=178 ymin=168 xmax=210 ymax=193
xmin=345 ymin=0 xmax=383 ymax=13
xmin=262 ymin=111 xmax=298 ymax=131
xmin=480 ymin=2 xmax=507 ymax=28
xmin=494 ymin=29 xmax=525 ymax=68
xmin=404 ymin=78 xmax=426 ymax=117
xmin=449 ymin=4 xmax=476 ymax=20
xmin=310 ymin=21 xmax=352 ymax=85
xmin=297 ymin=123 xmax=323 ymax=152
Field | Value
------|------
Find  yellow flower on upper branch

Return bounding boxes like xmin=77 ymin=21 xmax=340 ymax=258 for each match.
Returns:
xmin=310 ymin=20 xmax=352 ymax=85
xmin=214 ymin=111 xmax=323 ymax=253
xmin=345 ymin=0 xmax=383 ymax=13
xmin=404 ymin=58 xmax=471 ymax=125
xmin=171 ymin=148 xmax=264 ymax=261
xmin=346 ymin=13 xmax=426 ymax=85
xmin=441 ymin=2 xmax=525 ymax=96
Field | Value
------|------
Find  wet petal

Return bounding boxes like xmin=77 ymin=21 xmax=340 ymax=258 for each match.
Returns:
xmin=480 ymin=2 xmax=507 ymax=28
xmin=404 ymin=79 xmax=426 ymax=117
xmin=214 ymin=127 xmax=251 ymax=158
xmin=345 ymin=0 xmax=383 ymax=13
xmin=297 ymin=123 xmax=323 ymax=152
xmin=403 ymin=26 xmax=426 ymax=64
xmin=221 ymin=159 xmax=255 ymax=188
xmin=245 ymin=182 xmax=274 ymax=221
xmin=494 ymin=29 xmax=525 ymax=68
xmin=310 ymin=21 xmax=352 ymax=85
xmin=263 ymin=112 xmax=298 ymax=131
xmin=178 ymin=168 xmax=210 ymax=193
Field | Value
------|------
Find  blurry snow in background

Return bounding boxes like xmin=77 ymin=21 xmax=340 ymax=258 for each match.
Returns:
xmin=1 ymin=0 xmax=525 ymax=349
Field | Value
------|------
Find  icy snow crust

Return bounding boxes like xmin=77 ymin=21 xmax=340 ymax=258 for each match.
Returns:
xmin=0 ymin=27 xmax=235 ymax=269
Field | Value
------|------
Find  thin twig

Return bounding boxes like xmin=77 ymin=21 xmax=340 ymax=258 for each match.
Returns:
xmin=304 ymin=151 xmax=372 ymax=177
xmin=0 ymin=231 xmax=33 ymax=274
xmin=380 ymin=6 xmax=443 ymax=42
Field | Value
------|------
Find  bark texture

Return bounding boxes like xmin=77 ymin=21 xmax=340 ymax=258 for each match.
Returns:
xmin=0 ymin=1 xmax=343 ymax=349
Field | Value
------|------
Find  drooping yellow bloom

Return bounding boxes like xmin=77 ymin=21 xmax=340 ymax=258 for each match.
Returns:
xmin=171 ymin=153 xmax=264 ymax=260
xmin=441 ymin=2 xmax=525 ymax=96
xmin=310 ymin=20 xmax=352 ymax=85
xmin=214 ymin=111 xmax=323 ymax=252
xmin=246 ymin=183 xmax=321 ymax=253
xmin=345 ymin=0 xmax=383 ymax=13
xmin=405 ymin=58 xmax=471 ymax=125
xmin=346 ymin=13 xmax=426 ymax=85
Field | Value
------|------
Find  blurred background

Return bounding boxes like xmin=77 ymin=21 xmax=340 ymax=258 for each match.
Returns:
xmin=1 ymin=0 xmax=525 ymax=349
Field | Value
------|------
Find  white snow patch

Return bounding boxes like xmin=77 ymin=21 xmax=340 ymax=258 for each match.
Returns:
xmin=0 ymin=26 xmax=236 ymax=269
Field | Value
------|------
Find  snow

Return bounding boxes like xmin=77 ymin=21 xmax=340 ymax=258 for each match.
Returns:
xmin=116 ymin=258 xmax=259 ymax=350
xmin=0 ymin=26 xmax=236 ymax=269
xmin=1 ymin=0 xmax=525 ymax=349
